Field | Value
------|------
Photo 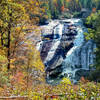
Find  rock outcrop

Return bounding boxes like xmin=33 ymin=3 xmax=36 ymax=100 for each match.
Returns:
xmin=37 ymin=19 xmax=96 ymax=84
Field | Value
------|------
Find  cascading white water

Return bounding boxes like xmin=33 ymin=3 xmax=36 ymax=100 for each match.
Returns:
xmin=44 ymin=24 xmax=63 ymax=63
xmin=36 ymin=19 xmax=96 ymax=84
xmin=61 ymin=19 xmax=96 ymax=83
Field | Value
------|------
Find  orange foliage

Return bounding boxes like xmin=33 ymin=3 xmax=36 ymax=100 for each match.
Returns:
xmin=80 ymin=76 xmax=89 ymax=83
xmin=61 ymin=6 xmax=65 ymax=12
xmin=66 ymin=0 xmax=71 ymax=2
xmin=51 ymin=95 xmax=59 ymax=99
xmin=92 ymin=8 xmax=96 ymax=12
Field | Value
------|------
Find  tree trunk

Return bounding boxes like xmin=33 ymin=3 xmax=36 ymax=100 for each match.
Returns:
xmin=1 ymin=32 xmax=4 ymax=46
xmin=7 ymin=24 xmax=11 ymax=70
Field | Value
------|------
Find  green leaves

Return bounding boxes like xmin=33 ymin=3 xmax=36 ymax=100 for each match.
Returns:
xmin=86 ymin=9 xmax=100 ymax=75
xmin=84 ymin=28 xmax=95 ymax=40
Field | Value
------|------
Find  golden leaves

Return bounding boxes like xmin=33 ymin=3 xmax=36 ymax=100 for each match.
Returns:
xmin=60 ymin=77 xmax=71 ymax=85
xmin=92 ymin=8 xmax=96 ymax=12
xmin=66 ymin=0 xmax=71 ymax=2
xmin=0 ymin=19 xmax=3 ymax=27
xmin=0 ymin=55 xmax=8 ymax=64
xmin=27 ymin=43 xmax=44 ymax=72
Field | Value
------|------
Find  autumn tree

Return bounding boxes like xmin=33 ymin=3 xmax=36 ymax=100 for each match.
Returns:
xmin=0 ymin=0 xmax=29 ymax=70
xmin=0 ymin=0 xmax=45 ymax=95
xmin=86 ymin=11 xmax=100 ymax=69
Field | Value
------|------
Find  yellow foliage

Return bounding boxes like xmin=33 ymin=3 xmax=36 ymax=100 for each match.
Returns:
xmin=61 ymin=77 xmax=71 ymax=85
xmin=16 ymin=27 xmax=21 ymax=31
xmin=10 ymin=65 xmax=15 ymax=69
xmin=2 ymin=67 xmax=7 ymax=72
xmin=0 ymin=55 xmax=7 ymax=64
xmin=9 ymin=75 xmax=13 ymax=80
xmin=0 ymin=87 xmax=4 ymax=93
xmin=52 ymin=99 xmax=59 ymax=100
xmin=80 ymin=88 xmax=85 ymax=92
xmin=28 ymin=44 xmax=44 ymax=72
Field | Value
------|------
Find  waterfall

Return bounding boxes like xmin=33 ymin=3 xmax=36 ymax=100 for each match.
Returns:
xmin=36 ymin=19 xmax=96 ymax=84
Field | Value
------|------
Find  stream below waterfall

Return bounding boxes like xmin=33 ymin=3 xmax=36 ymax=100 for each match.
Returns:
xmin=37 ymin=18 xmax=96 ymax=84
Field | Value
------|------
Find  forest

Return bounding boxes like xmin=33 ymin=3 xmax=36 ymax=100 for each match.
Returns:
xmin=0 ymin=0 xmax=100 ymax=100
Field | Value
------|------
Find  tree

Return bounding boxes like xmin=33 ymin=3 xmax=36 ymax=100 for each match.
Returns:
xmin=86 ymin=10 xmax=100 ymax=69
xmin=0 ymin=0 xmax=29 ymax=70
xmin=0 ymin=0 xmax=45 ymax=70
xmin=0 ymin=0 xmax=45 ymax=95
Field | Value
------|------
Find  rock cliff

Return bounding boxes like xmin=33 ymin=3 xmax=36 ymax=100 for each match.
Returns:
xmin=37 ymin=19 xmax=96 ymax=84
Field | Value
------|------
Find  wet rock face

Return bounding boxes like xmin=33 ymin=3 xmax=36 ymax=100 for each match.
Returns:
xmin=40 ymin=41 xmax=53 ymax=61
xmin=37 ymin=19 xmax=96 ymax=84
